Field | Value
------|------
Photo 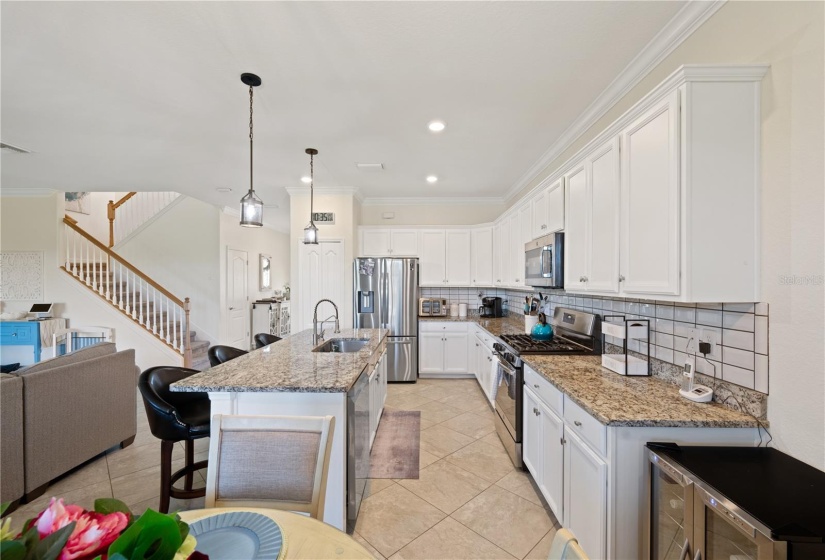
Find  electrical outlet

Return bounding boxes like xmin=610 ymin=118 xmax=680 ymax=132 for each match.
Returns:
xmin=699 ymin=328 xmax=717 ymax=356
xmin=686 ymin=328 xmax=700 ymax=353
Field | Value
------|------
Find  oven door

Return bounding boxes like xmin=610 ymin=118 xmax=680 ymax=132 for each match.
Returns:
xmin=493 ymin=355 xmax=523 ymax=469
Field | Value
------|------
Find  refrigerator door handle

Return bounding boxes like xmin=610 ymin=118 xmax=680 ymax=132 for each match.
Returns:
xmin=380 ymin=268 xmax=389 ymax=329
xmin=387 ymin=339 xmax=412 ymax=344
xmin=678 ymin=538 xmax=690 ymax=560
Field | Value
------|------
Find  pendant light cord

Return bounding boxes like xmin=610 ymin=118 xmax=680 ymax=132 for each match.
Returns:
xmin=249 ymin=85 xmax=254 ymax=192
xmin=309 ymin=151 xmax=315 ymax=222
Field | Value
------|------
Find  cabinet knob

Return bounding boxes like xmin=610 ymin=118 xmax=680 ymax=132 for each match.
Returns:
xmin=573 ymin=420 xmax=582 ymax=427
xmin=533 ymin=384 xmax=540 ymax=389
xmin=561 ymin=438 xmax=566 ymax=445
xmin=582 ymin=276 xmax=588 ymax=282
xmin=619 ymin=275 xmax=625 ymax=282
xmin=515 ymin=278 xmax=520 ymax=282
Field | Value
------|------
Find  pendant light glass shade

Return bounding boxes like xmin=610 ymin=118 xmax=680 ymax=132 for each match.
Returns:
xmin=240 ymin=189 xmax=263 ymax=228
xmin=302 ymin=148 xmax=319 ymax=245
xmin=303 ymin=222 xmax=319 ymax=244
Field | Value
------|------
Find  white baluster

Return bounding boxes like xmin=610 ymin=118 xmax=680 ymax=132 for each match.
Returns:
xmin=65 ymin=224 xmax=70 ymax=270
xmin=136 ymin=277 xmax=143 ymax=323
xmin=83 ymin=239 xmax=90 ymax=284
xmin=164 ymin=297 xmax=170 ymax=344
xmin=73 ymin=229 xmax=78 ymax=277
xmin=153 ymin=288 xmax=160 ymax=336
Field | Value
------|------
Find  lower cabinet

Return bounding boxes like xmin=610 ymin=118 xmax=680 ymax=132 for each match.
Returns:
xmin=564 ymin=429 xmax=607 ymax=560
xmin=368 ymin=350 xmax=388 ymax=449
xmin=419 ymin=322 xmax=469 ymax=376
xmin=469 ymin=328 xmax=497 ymax=405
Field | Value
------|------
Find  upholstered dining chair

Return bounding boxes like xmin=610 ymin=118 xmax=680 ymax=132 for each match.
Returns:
xmin=205 ymin=414 xmax=335 ymax=520
xmin=254 ymin=333 xmax=282 ymax=349
xmin=138 ymin=366 xmax=210 ymax=513
xmin=547 ymin=528 xmax=589 ymax=560
xmin=207 ymin=345 xmax=248 ymax=367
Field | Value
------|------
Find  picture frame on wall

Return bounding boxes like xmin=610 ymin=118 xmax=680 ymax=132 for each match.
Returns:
xmin=260 ymin=254 xmax=272 ymax=291
xmin=65 ymin=192 xmax=90 ymax=214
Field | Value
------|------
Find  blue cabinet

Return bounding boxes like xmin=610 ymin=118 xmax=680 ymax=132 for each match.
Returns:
xmin=0 ymin=321 xmax=42 ymax=366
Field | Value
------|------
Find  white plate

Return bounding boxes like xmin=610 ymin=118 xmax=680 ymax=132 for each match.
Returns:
xmin=189 ymin=511 xmax=283 ymax=560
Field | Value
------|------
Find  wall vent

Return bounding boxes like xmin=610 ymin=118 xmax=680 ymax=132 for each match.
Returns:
xmin=355 ymin=163 xmax=384 ymax=172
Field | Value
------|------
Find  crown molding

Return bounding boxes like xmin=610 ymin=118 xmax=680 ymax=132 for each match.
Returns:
xmin=285 ymin=186 xmax=363 ymax=203
xmin=361 ymin=196 xmax=505 ymax=207
xmin=0 ymin=188 xmax=57 ymax=197
xmin=504 ymin=0 xmax=727 ymax=202
xmin=221 ymin=206 xmax=290 ymax=234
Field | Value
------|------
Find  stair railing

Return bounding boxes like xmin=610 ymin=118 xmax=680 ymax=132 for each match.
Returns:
xmin=108 ymin=192 xmax=179 ymax=248
xmin=63 ymin=216 xmax=191 ymax=366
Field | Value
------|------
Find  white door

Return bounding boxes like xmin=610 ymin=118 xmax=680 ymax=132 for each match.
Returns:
xmin=547 ymin=180 xmax=565 ymax=233
xmin=443 ymin=332 xmax=469 ymax=373
xmin=587 ymin=137 xmax=621 ymax=293
xmin=419 ymin=230 xmax=446 ymax=286
xmin=390 ymin=230 xmax=419 ymax=256
xmin=226 ymin=248 xmax=249 ymax=350
xmin=564 ymin=429 xmax=607 ymax=560
xmin=299 ymin=241 xmax=344 ymax=332
xmin=362 ymin=230 xmax=390 ymax=256
xmin=621 ymin=91 xmax=681 ymax=295
xmin=564 ymin=164 xmax=589 ymax=291
xmin=445 ymin=230 xmax=472 ymax=285
xmin=471 ymin=228 xmax=493 ymax=286
xmin=419 ymin=332 xmax=444 ymax=374
xmin=522 ymin=388 xmax=542 ymax=477
xmin=539 ymin=401 xmax=564 ymax=520
xmin=532 ymin=189 xmax=549 ymax=239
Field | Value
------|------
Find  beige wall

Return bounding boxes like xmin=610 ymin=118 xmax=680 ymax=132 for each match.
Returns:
xmin=508 ymin=2 xmax=825 ymax=469
xmin=66 ymin=191 xmax=129 ymax=244
xmin=359 ymin=202 xmax=504 ymax=226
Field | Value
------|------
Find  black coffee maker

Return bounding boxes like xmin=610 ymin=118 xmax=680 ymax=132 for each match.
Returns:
xmin=479 ymin=296 xmax=503 ymax=318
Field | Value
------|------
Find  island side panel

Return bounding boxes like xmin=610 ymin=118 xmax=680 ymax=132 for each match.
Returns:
xmin=209 ymin=391 xmax=349 ymax=530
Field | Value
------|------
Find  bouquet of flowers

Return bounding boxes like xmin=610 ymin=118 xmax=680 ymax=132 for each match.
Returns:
xmin=0 ymin=498 xmax=207 ymax=560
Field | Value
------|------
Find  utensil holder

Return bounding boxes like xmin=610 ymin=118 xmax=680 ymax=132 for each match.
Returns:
xmin=525 ymin=314 xmax=539 ymax=334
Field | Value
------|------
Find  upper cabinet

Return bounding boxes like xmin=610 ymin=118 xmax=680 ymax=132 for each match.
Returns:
xmin=471 ymin=227 xmax=494 ymax=287
xmin=419 ymin=229 xmax=472 ymax=286
xmin=360 ymin=229 xmax=419 ymax=257
xmin=532 ymin=179 xmax=565 ymax=239
xmin=445 ymin=230 xmax=472 ymax=286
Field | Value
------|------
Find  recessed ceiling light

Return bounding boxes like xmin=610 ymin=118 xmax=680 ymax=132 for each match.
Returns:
xmin=216 ymin=187 xmax=233 ymax=193
xmin=428 ymin=120 xmax=446 ymax=133
xmin=301 ymin=176 xmax=312 ymax=184
xmin=426 ymin=175 xmax=438 ymax=183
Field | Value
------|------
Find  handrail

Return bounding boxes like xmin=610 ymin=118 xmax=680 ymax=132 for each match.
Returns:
xmin=64 ymin=215 xmax=184 ymax=306
xmin=107 ymin=192 xmax=137 ymax=247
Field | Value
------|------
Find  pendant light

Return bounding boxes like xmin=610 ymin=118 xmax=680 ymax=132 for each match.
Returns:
xmin=303 ymin=148 xmax=319 ymax=244
xmin=239 ymin=73 xmax=263 ymax=227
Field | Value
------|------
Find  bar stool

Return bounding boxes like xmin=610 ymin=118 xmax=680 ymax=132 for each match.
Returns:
xmin=254 ymin=333 xmax=282 ymax=349
xmin=138 ymin=366 xmax=210 ymax=513
xmin=207 ymin=345 xmax=248 ymax=367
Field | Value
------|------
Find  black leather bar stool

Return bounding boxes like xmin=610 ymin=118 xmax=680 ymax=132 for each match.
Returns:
xmin=207 ymin=345 xmax=248 ymax=367
xmin=254 ymin=333 xmax=282 ymax=349
xmin=138 ymin=366 xmax=210 ymax=513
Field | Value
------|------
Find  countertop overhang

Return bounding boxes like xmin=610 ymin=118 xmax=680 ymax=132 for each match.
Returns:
xmin=171 ymin=328 xmax=388 ymax=394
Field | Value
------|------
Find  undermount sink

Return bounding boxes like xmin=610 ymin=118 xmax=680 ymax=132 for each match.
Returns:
xmin=313 ymin=338 xmax=370 ymax=353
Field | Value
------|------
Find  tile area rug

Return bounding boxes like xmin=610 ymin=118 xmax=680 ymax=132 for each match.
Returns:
xmin=369 ymin=410 xmax=421 ymax=479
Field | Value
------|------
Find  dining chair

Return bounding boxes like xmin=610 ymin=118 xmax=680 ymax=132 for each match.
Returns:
xmin=205 ymin=414 xmax=335 ymax=520
xmin=254 ymin=333 xmax=282 ymax=349
xmin=547 ymin=528 xmax=589 ymax=560
xmin=207 ymin=345 xmax=248 ymax=367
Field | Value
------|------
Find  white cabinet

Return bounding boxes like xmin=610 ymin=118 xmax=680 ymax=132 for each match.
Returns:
xmin=563 ymin=138 xmax=620 ymax=293
xmin=368 ymin=350 xmax=388 ymax=449
xmin=445 ymin=230 xmax=472 ymax=286
xmin=508 ymin=213 xmax=521 ymax=287
xmin=419 ymin=322 xmax=469 ymax=376
xmin=471 ymin=227 xmax=493 ymax=286
xmin=531 ymin=189 xmax=549 ymax=239
xmin=419 ymin=230 xmax=446 ymax=286
xmin=523 ymin=386 xmax=565 ymax=523
xmin=620 ymin=91 xmax=680 ymax=296
xmin=471 ymin=330 xmax=497 ymax=405
xmin=532 ymin=179 xmax=564 ymax=239
xmin=360 ymin=229 xmax=419 ymax=257
xmin=564 ymin=429 xmax=607 ymax=560
xmin=493 ymin=220 xmax=508 ymax=287
xmin=522 ymin=388 xmax=542 ymax=475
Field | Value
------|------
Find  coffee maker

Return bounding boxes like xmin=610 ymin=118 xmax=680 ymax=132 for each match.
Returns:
xmin=479 ymin=296 xmax=503 ymax=318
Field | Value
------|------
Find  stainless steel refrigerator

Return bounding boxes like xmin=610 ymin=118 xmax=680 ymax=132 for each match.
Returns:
xmin=354 ymin=257 xmax=418 ymax=382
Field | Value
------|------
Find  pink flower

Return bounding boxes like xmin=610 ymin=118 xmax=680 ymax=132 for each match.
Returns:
xmin=30 ymin=498 xmax=129 ymax=560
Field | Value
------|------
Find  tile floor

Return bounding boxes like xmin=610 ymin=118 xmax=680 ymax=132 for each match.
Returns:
xmin=5 ymin=378 xmax=559 ymax=560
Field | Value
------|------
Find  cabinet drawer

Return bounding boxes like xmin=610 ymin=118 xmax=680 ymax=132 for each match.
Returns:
xmin=524 ymin=365 xmax=563 ymax=417
xmin=420 ymin=321 xmax=468 ymax=333
xmin=563 ymin=396 xmax=606 ymax=456
xmin=0 ymin=323 xmax=36 ymax=345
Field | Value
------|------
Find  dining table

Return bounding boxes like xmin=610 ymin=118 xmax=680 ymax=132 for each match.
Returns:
xmin=179 ymin=507 xmax=374 ymax=559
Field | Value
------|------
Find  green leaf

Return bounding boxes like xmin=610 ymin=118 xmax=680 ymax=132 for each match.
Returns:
xmin=108 ymin=509 xmax=182 ymax=560
xmin=0 ymin=502 xmax=11 ymax=517
xmin=27 ymin=522 xmax=75 ymax=560
xmin=94 ymin=498 xmax=132 ymax=516
xmin=107 ymin=554 xmax=129 ymax=560
xmin=0 ymin=541 xmax=27 ymax=560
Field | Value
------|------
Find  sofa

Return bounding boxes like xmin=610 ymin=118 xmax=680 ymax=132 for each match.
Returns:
xmin=0 ymin=342 xmax=139 ymax=504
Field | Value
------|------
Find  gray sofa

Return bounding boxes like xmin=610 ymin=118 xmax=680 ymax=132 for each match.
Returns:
xmin=1 ymin=342 xmax=139 ymax=503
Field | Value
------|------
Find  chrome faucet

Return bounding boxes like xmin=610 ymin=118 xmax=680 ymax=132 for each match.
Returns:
xmin=313 ymin=299 xmax=340 ymax=345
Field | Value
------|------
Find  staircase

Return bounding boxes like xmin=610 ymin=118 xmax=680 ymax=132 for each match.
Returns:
xmin=61 ymin=215 xmax=210 ymax=369
xmin=107 ymin=191 xmax=180 ymax=248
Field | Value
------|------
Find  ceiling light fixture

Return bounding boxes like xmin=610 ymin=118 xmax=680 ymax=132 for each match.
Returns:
xmin=239 ymin=72 xmax=264 ymax=228
xmin=303 ymin=148 xmax=319 ymax=244
xmin=216 ymin=187 xmax=233 ymax=193
xmin=301 ymin=176 xmax=312 ymax=184
xmin=428 ymin=120 xmax=446 ymax=133
xmin=426 ymin=175 xmax=438 ymax=183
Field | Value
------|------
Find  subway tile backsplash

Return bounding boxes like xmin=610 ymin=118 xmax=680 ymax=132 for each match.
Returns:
xmin=421 ymin=286 xmax=770 ymax=395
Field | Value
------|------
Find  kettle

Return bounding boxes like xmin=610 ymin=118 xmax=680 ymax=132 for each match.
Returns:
xmin=531 ymin=312 xmax=554 ymax=341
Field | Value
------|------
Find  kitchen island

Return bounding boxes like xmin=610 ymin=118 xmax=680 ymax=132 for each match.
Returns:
xmin=172 ymin=327 xmax=389 ymax=531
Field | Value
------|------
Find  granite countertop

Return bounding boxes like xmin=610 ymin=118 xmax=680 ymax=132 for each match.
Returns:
xmin=171 ymin=328 xmax=388 ymax=394
xmin=522 ymin=354 xmax=760 ymax=428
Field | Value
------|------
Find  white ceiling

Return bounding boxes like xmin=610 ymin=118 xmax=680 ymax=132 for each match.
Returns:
xmin=1 ymin=1 xmax=686 ymax=227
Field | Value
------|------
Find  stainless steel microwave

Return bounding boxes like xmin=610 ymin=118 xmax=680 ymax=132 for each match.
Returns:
xmin=525 ymin=232 xmax=564 ymax=288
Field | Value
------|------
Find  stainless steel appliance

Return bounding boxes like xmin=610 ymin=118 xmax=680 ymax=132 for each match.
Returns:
xmin=346 ymin=366 xmax=370 ymax=533
xmin=354 ymin=258 xmax=419 ymax=382
xmin=418 ymin=297 xmax=447 ymax=317
xmin=493 ymin=307 xmax=601 ymax=468
xmin=647 ymin=443 xmax=825 ymax=560
xmin=479 ymin=296 xmax=503 ymax=318
xmin=525 ymin=232 xmax=564 ymax=289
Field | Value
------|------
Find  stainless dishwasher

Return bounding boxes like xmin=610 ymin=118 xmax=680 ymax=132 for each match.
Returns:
xmin=346 ymin=366 xmax=370 ymax=533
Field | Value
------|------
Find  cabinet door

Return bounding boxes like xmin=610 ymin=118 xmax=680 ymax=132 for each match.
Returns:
xmin=564 ymin=429 xmax=607 ymax=560
xmin=522 ymin=387 xmax=542 ymax=477
xmin=532 ymin=189 xmax=549 ymax=239
xmin=516 ymin=204 xmax=531 ymax=287
xmin=538 ymin=401 xmax=564 ymax=520
xmin=445 ymin=230 xmax=472 ymax=285
xmin=391 ymin=230 xmax=419 ymax=256
xmin=508 ymin=213 xmax=520 ymax=287
xmin=621 ymin=91 xmax=680 ymax=295
xmin=587 ymin=137 xmax=621 ymax=293
xmin=471 ymin=228 xmax=493 ymax=286
xmin=443 ymin=332 xmax=469 ymax=373
xmin=419 ymin=230 xmax=446 ymax=286
xmin=564 ymin=163 xmax=589 ymax=291
xmin=547 ymin=180 xmax=564 ymax=233
xmin=493 ymin=221 xmax=507 ymax=287
xmin=419 ymin=332 xmax=445 ymax=374
xmin=362 ymin=230 xmax=390 ymax=256
xmin=368 ymin=367 xmax=379 ymax=448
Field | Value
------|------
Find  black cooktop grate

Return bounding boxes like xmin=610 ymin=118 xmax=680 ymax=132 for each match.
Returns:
xmin=499 ymin=334 xmax=589 ymax=354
